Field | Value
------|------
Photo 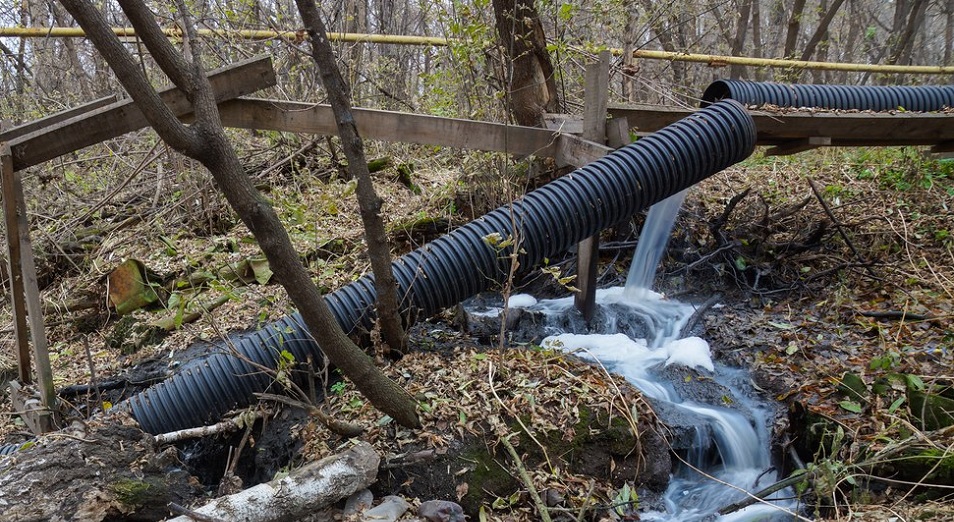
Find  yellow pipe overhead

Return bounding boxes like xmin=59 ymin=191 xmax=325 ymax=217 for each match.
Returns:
xmin=1 ymin=26 xmax=952 ymax=74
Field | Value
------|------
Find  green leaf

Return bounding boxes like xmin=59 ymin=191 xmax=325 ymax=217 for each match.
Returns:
xmin=839 ymin=400 xmax=863 ymax=413
xmin=888 ymin=397 xmax=906 ymax=413
xmin=905 ymin=374 xmax=926 ymax=391
xmin=836 ymin=372 xmax=869 ymax=400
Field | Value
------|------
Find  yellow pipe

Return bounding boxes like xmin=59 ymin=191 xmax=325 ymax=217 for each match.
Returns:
xmin=622 ymin=48 xmax=954 ymax=75
xmin=0 ymin=26 xmax=449 ymax=46
xmin=1 ymin=26 xmax=952 ymax=74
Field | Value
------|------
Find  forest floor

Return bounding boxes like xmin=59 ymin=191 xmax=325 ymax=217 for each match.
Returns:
xmin=0 ymin=130 xmax=952 ymax=521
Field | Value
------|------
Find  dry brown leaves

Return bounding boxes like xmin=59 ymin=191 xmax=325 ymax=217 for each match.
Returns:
xmin=297 ymin=347 xmax=657 ymax=513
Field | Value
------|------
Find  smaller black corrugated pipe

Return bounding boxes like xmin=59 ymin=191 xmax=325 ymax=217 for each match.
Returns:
xmin=701 ymin=79 xmax=954 ymax=112
xmin=8 ymin=101 xmax=757 ymax=440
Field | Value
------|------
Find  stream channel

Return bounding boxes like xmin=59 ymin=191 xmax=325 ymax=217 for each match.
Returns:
xmin=472 ymin=192 xmax=802 ymax=521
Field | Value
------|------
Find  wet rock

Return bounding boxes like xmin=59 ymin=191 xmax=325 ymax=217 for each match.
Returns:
xmin=344 ymin=488 xmax=374 ymax=515
xmin=418 ymin=499 xmax=466 ymax=522
xmin=361 ymin=495 xmax=410 ymax=522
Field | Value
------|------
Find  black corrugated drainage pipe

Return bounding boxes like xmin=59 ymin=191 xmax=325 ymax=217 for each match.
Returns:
xmin=0 ymin=100 xmax=756 ymax=449
xmin=701 ymin=79 xmax=954 ymax=112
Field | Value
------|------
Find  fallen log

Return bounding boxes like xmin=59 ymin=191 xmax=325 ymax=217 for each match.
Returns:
xmin=168 ymin=442 xmax=379 ymax=522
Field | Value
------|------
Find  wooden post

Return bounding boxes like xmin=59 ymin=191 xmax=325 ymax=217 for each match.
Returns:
xmin=1 ymin=141 xmax=31 ymax=384
xmin=1 ymin=142 xmax=55 ymax=432
xmin=575 ymin=50 xmax=611 ymax=322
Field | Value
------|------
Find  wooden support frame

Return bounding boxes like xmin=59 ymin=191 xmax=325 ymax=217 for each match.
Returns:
xmin=0 ymin=55 xmax=276 ymax=435
xmin=574 ymin=51 xmax=611 ymax=321
xmin=0 ymin=95 xmax=117 ymax=142
xmin=9 ymin=55 xmax=276 ymax=170
xmin=608 ymin=104 xmax=954 ymax=151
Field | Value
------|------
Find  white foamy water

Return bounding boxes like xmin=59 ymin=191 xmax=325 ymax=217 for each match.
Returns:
xmin=533 ymin=290 xmax=798 ymax=521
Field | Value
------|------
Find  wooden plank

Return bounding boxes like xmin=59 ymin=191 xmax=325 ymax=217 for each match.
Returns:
xmin=1 ymin=143 xmax=31 ymax=384
xmin=554 ymin=134 xmax=613 ymax=167
xmin=1 ymin=143 xmax=54 ymax=432
xmin=608 ymin=104 xmax=954 ymax=148
xmin=218 ymin=98 xmax=561 ymax=158
xmin=0 ymin=95 xmax=118 ymax=142
xmin=544 ymin=114 xmax=582 ymax=134
xmin=582 ymin=51 xmax=611 ymax=140
xmin=9 ymin=55 xmax=276 ymax=170
xmin=575 ymin=51 xmax=611 ymax=322
xmin=765 ymin=136 xmax=832 ymax=156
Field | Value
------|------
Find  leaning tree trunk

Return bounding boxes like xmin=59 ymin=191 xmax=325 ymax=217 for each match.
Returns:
xmin=295 ymin=0 xmax=408 ymax=356
xmin=491 ymin=0 xmax=560 ymax=127
xmin=60 ymin=0 xmax=420 ymax=428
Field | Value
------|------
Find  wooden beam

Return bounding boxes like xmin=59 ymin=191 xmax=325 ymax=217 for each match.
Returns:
xmin=1 ymin=143 xmax=54 ymax=433
xmin=218 ymin=98 xmax=561 ymax=158
xmin=0 ymin=95 xmax=117 ymax=142
xmin=575 ymin=51 xmax=611 ymax=322
xmin=9 ymin=55 xmax=276 ymax=170
xmin=765 ymin=136 xmax=832 ymax=156
xmin=554 ymin=134 xmax=613 ymax=167
xmin=608 ymin=104 xmax=954 ymax=149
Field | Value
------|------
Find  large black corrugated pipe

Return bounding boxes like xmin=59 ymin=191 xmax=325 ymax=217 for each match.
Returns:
xmin=701 ymin=79 xmax=954 ymax=112
xmin=25 ymin=100 xmax=756 ymax=439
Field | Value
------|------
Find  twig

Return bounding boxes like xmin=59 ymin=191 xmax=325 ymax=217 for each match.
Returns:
xmin=718 ymin=469 xmax=812 ymax=516
xmin=73 ymin=140 xmax=163 ymax=226
xmin=82 ymin=335 xmax=104 ymax=416
xmin=858 ymin=310 xmax=931 ymax=322
xmin=574 ymin=479 xmax=596 ymax=522
xmin=500 ymin=435 xmax=552 ymax=522
xmin=807 ymin=178 xmax=878 ymax=280
xmin=711 ymin=187 xmax=751 ymax=233
xmin=154 ymin=410 xmax=265 ymax=445
xmin=679 ymin=293 xmax=723 ymax=338
xmin=255 ymin=392 xmax=365 ymax=437
xmin=258 ymin=138 xmax=321 ymax=179
xmin=168 ymin=502 xmax=226 ymax=522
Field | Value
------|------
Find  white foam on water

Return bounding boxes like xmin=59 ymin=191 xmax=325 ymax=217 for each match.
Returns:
xmin=506 ymin=294 xmax=538 ymax=308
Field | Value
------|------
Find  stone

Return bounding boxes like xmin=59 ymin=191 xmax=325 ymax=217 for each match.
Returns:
xmin=417 ymin=499 xmax=466 ymax=522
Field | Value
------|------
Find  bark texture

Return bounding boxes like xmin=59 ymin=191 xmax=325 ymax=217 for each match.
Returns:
xmin=492 ymin=0 xmax=560 ymax=127
xmin=295 ymin=0 xmax=408 ymax=356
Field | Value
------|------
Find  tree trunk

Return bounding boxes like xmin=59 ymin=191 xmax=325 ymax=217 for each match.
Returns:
xmin=730 ymin=0 xmax=752 ymax=79
xmin=946 ymin=0 xmax=954 ymax=65
xmin=799 ymin=0 xmax=847 ymax=63
xmin=491 ymin=0 xmax=560 ymax=127
xmin=60 ymin=0 xmax=420 ymax=429
xmin=783 ymin=0 xmax=807 ymax=58
xmin=621 ymin=5 xmax=638 ymax=102
xmin=295 ymin=0 xmax=408 ymax=357
xmin=751 ymin=0 xmax=763 ymax=81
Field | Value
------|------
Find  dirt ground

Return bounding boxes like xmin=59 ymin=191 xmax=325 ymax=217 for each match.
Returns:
xmin=0 ymin=132 xmax=952 ymax=520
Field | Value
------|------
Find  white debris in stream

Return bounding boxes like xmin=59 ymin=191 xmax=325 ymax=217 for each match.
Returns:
xmin=505 ymin=294 xmax=538 ymax=308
